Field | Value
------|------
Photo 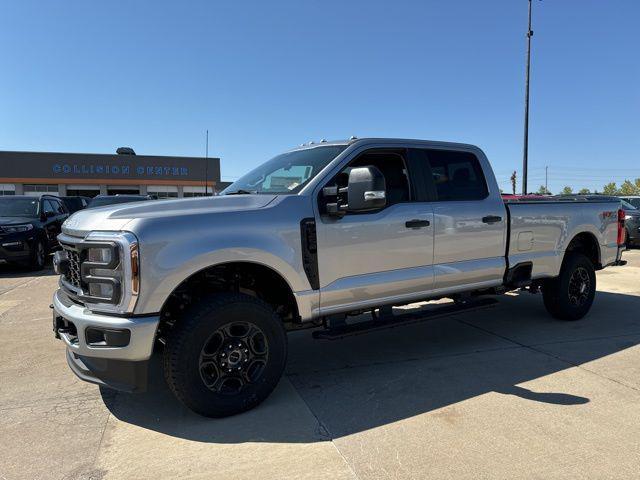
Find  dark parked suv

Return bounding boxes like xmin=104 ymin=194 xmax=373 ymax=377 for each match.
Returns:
xmin=60 ymin=196 xmax=90 ymax=214
xmin=0 ymin=195 xmax=69 ymax=269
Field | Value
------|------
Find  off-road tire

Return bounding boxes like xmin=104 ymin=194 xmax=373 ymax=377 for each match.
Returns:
xmin=163 ymin=293 xmax=287 ymax=417
xmin=542 ymin=252 xmax=596 ymax=321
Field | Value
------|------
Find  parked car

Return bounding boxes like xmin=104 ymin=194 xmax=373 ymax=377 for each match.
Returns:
xmin=60 ymin=196 xmax=91 ymax=214
xmin=619 ymin=195 xmax=640 ymax=209
xmin=87 ymin=194 xmax=155 ymax=209
xmin=0 ymin=195 xmax=68 ymax=269
xmin=501 ymin=193 xmax=550 ymax=201
xmin=52 ymin=138 xmax=626 ymax=417
xmin=620 ymin=199 xmax=640 ymax=248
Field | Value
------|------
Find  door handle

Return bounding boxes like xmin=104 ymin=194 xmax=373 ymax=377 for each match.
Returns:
xmin=405 ymin=219 xmax=431 ymax=228
xmin=482 ymin=215 xmax=502 ymax=224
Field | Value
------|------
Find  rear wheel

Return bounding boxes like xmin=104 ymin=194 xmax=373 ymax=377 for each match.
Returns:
xmin=163 ymin=293 xmax=287 ymax=417
xmin=542 ymin=253 xmax=596 ymax=321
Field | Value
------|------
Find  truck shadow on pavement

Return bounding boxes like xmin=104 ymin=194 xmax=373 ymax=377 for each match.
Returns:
xmin=102 ymin=290 xmax=640 ymax=443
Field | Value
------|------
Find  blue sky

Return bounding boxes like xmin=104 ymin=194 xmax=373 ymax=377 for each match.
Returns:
xmin=1 ymin=0 xmax=638 ymax=193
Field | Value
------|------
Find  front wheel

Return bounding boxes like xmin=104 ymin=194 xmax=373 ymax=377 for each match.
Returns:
xmin=542 ymin=253 xmax=596 ymax=321
xmin=163 ymin=293 xmax=287 ymax=417
xmin=29 ymin=239 xmax=46 ymax=270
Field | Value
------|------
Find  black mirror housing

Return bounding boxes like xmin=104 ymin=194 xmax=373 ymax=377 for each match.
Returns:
xmin=347 ymin=166 xmax=387 ymax=212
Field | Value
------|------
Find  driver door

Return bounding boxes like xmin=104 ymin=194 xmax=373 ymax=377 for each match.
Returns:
xmin=315 ymin=148 xmax=435 ymax=315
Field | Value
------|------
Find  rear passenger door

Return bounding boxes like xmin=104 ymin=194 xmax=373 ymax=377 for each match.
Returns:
xmin=416 ymin=148 xmax=507 ymax=292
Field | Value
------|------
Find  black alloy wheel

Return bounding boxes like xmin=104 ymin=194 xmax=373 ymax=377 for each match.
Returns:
xmin=199 ymin=321 xmax=269 ymax=395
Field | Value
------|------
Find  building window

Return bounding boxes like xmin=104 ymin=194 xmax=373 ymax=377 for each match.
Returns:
xmin=23 ymin=184 xmax=58 ymax=195
xmin=183 ymin=186 xmax=209 ymax=197
xmin=0 ymin=184 xmax=16 ymax=196
xmin=66 ymin=185 xmax=101 ymax=198
xmin=147 ymin=185 xmax=178 ymax=199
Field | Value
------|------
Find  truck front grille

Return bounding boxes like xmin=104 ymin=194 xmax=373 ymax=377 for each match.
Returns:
xmin=64 ymin=248 xmax=82 ymax=289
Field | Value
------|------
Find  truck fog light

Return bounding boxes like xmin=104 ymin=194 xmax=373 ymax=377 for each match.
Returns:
xmin=87 ymin=247 xmax=113 ymax=263
xmin=89 ymin=282 xmax=114 ymax=298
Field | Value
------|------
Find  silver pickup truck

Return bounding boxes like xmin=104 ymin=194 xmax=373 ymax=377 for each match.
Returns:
xmin=52 ymin=138 xmax=626 ymax=417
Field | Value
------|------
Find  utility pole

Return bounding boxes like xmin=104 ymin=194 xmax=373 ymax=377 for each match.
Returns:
xmin=205 ymin=129 xmax=209 ymax=196
xmin=522 ymin=0 xmax=534 ymax=195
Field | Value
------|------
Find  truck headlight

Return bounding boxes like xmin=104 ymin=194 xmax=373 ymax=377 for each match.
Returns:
xmin=77 ymin=232 xmax=140 ymax=314
xmin=86 ymin=247 xmax=113 ymax=264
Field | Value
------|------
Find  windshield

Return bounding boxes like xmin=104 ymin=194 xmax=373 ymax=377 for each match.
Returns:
xmin=621 ymin=199 xmax=637 ymax=210
xmin=88 ymin=196 xmax=147 ymax=208
xmin=223 ymin=145 xmax=347 ymax=195
xmin=0 ymin=198 xmax=39 ymax=217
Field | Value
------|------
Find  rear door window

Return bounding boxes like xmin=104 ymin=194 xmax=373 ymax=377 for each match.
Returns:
xmin=425 ymin=150 xmax=488 ymax=201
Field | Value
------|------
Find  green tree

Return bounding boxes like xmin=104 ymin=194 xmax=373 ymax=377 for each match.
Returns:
xmin=536 ymin=185 xmax=551 ymax=195
xmin=635 ymin=178 xmax=640 ymax=191
xmin=602 ymin=182 xmax=618 ymax=195
xmin=561 ymin=186 xmax=573 ymax=195
xmin=619 ymin=180 xmax=639 ymax=196
xmin=578 ymin=188 xmax=591 ymax=194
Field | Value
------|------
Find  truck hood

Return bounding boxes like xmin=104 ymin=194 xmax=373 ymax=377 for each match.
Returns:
xmin=62 ymin=195 xmax=278 ymax=237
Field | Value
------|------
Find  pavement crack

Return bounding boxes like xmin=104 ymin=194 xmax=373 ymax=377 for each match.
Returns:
xmin=285 ymin=378 xmax=362 ymax=480
xmin=0 ymin=276 xmax=43 ymax=297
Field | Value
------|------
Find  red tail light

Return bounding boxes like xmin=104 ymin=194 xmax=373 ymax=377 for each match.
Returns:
xmin=617 ymin=208 xmax=626 ymax=246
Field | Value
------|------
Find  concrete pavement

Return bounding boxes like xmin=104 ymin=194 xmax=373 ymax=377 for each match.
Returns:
xmin=1 ymin=251 xmax=639 ymax=479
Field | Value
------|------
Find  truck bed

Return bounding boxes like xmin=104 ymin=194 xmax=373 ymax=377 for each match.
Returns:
xmin=505 ymin=199 xmax=621 ymax=280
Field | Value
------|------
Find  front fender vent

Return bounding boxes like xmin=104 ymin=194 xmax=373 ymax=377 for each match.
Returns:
xmin=300 ymin=218 xmax=319 ymax=290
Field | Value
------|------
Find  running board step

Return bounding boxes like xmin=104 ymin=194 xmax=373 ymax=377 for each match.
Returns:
xmin=312 ymin=297 xmax=498 ymax=341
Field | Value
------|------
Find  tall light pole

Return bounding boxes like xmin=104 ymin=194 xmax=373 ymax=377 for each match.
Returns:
xmin=522 ymin=0 xmax=534 ymax=195
xmin=205 ymin=129 xmax=209 ymax=196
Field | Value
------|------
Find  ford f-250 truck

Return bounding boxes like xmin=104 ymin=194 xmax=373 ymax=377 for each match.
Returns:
xmin=52 ymin=138 xmax=626 ymax=417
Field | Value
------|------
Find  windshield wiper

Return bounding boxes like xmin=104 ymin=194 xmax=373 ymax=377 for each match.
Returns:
xmin=225 ymin=189 xmax=258 ymax=195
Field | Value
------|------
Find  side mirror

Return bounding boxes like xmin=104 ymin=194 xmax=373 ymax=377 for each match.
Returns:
xmin=346 ymin=166 xmax=387 ymax=212
xmin=323 ymin=166 xmax=387 ymax=216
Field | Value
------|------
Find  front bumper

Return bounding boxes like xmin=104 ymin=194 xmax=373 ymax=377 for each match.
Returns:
xmin=52 ymin=289 xmax=160 ymax=391
xmin=0 ymin=233 xmax=34 ymax=263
